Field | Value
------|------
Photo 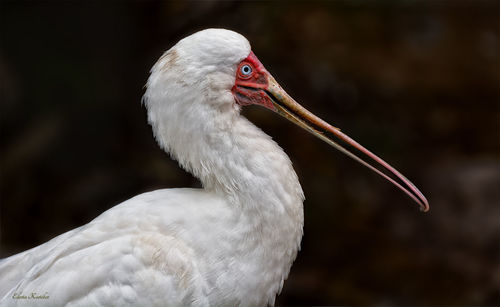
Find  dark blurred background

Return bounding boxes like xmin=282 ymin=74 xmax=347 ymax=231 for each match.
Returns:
xmin=1 ymin=0 xmax=499 ymax=305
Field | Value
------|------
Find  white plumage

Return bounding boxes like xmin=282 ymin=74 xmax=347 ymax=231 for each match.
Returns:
xmin=1 ymin=29 xmax=303 ymax=306
xmin=0 ymin=28 xmax=428 ymax=306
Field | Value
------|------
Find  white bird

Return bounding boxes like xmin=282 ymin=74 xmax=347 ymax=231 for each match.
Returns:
xmin=0 ymin=29 xmax=429 ymax=306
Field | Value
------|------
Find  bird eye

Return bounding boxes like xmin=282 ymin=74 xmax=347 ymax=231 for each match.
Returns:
xmin=240 ymin=64 xmax=253 ymax=76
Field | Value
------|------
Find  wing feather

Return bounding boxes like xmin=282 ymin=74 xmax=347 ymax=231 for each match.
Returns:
xmin=0 ymin=189 xmax=216 ymax=307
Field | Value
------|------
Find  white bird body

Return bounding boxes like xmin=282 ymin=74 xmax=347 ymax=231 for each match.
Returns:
xmin=1 ymin=186 xmax=301 ymax=306
xmin=0 ymin=28 xmax=428 ymax=306
xmin=1 ymin=29 xmax=303 ymax=306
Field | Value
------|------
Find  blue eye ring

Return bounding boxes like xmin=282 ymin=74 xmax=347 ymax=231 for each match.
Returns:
xmin=240 ymin=64 xmax=252 ymax=76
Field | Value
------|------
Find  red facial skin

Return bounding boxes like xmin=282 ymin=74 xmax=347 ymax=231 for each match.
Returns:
xmin=231 ymin=52 xmax=275 ymax=111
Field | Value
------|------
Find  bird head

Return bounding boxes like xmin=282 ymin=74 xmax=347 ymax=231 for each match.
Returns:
xmin=144 ymin=28 xmax=429 ymax=212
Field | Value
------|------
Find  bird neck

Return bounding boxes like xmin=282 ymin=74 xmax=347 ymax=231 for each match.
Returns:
xmin=203 ymin=114 xmax=304 ymax=213
xmin=175 ymin=113 xmax=305 ymax=305
xmin=145 ymin=77 xmax=304 ymax=214
xmin=166 ymin=106 xmax=305 ymax=217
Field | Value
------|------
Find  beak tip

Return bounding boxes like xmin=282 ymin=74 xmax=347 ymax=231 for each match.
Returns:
xmin=420 ymin=201 xmax=430 ymax=213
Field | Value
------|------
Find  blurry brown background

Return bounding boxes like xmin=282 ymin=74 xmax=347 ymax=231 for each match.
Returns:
xmin=1 ymin=1 xmax=499 ymax=305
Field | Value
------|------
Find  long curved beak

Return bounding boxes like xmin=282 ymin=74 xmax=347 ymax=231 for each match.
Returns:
xmin=265 ymin=75 xmax=429 ymax=212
